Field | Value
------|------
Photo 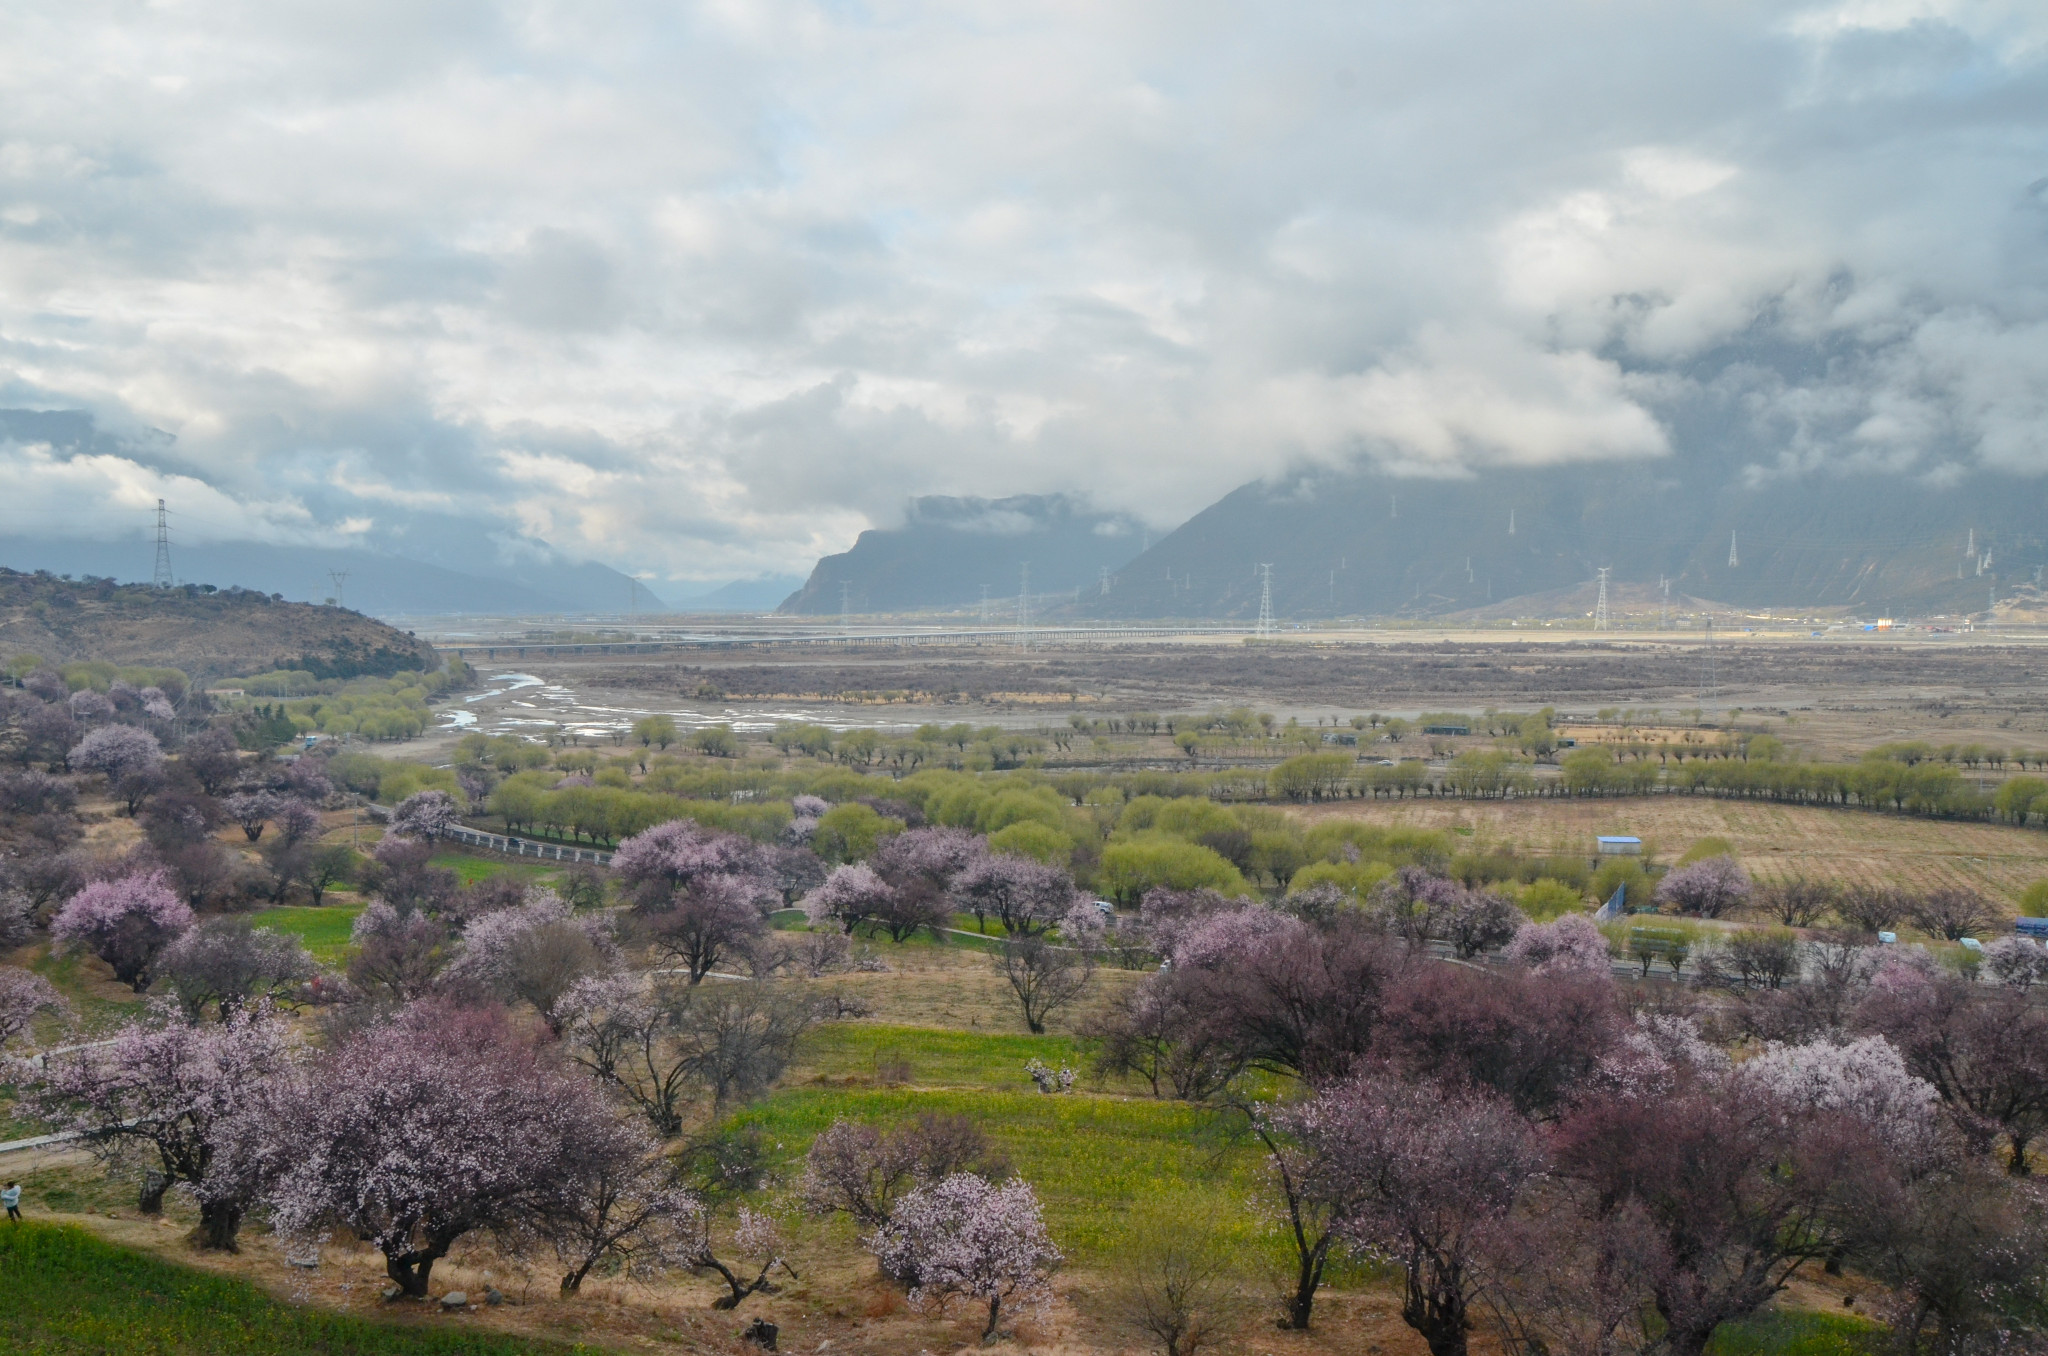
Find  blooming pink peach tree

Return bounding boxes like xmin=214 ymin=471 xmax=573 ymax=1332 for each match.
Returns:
xmin=227 ymin=1003 xmax=632 ymax=1297
xmin=0 ymin=967 xmax=68 ymax=1049
xmin=34 ymin=1001 xmax=291 ymax=1249
xmin=1504 ymin=914 xmax=1613 ymax=976
xmin=803 ymin=863 xmax=895 ymax=934
xmin=51 ymin=870 xmax=194 ymax=991
xmin=388 ymin=789 xmax=461 ymax=840
xmin=1653 ymin=856 xmax=1752 ymax=918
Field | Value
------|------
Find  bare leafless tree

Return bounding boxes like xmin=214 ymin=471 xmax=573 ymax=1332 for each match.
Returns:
xmin=996 ymin=936 xmax=1093 ymax=1035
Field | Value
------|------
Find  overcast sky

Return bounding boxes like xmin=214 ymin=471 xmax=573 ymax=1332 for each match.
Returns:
xmin=0 ymin=0 xmax=2043 ymax=584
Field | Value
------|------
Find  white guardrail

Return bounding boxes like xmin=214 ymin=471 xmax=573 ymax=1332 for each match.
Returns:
xmin=439 ymin=823 xmax=613 ymax=867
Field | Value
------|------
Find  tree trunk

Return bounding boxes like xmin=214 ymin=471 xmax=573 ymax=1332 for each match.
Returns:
xmin=2007 ymin=1133 xmax=2032 ymax=1176
xmin=386 ymin=1249 xmax=440 ymax=1298
xmin=196 ymin=1200 xmax=242 ymax=1252
xmin=983 ymin=1294 xmax=1003 ymax=1341
xmin=1660 ymin=1323 xmax=1716 ymax=1356
xmin=137 ymin=1171 xmax=169 ymax=1215
xmin=1285 ymin=1239 xmax=1328 ymax=1329
xmin=1405 ymin=1276 xmax=1469 ymax=1356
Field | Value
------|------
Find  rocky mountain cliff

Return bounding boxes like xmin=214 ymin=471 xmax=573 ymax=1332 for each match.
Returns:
xmin=778 ymin=495 xmax=1148 ymax=616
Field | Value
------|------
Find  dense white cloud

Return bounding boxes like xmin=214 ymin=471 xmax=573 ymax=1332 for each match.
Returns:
xmin=0 ymin=0 xmax=2043 ymax=582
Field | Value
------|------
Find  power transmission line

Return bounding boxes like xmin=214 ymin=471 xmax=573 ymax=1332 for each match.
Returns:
xmin=327 ymin=569 xmax=350 ymax=609
xmin=1594 ymin=567 xmax=1610 ymax=631
xmin=1016 ymin=564 xmax=1031 ymax=651
xmin=151 ymin=499 xmax=174 ymax=588
xmin=1256 ymin=564 xmax=1275 ymax=638
xmin=1702 ymin=614 xmax=1717 ymax=705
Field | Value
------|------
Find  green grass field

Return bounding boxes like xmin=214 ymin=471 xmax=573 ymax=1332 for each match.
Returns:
xmin=0 ymin=1222 xmax=605 ymax=1355
xmin=26 ymin=947 xmax=146 ymax=1028
xmin=795 ymin=1021 xmax=1093 ymax=1090
xmin=1706 ymin=1310 xmax=1885 ymax=1354
xmin=428 ymin=850 xmax=563 ymax=889
xmin=247 ymin=905 xmax=364 ymax=963
xmin=732 ymin=1084 xmax=1279 ymax=1269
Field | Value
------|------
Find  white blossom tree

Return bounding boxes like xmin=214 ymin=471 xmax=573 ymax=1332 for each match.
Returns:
xmin=0 ymin=967 xmax=68 ymax=1049
xmin=868 ymin=1174 xmax=1061 ymax=1341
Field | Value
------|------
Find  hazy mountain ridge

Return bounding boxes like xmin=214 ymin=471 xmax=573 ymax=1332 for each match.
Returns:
xmin=1066 ymin=462 xmax=2048 ymax=621
xmin=0 ymin=409 xmax=667 ymax=617
xmin=778 ymin=494 xmax=1148 ymax=615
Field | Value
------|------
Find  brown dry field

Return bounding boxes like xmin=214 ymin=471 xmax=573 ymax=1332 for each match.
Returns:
xmin=1294 ymin=796 xmax=2048 ymax=906
xmin=405 ymin=635 xmax=2048 ymax=770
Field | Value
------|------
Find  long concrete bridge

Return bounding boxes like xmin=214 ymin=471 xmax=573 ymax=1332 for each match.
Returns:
xmin=437 ymin=623 xmax=1250 ymax=661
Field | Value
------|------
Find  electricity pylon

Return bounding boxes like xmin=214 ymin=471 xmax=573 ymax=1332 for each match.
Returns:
xmin=152 ymin=500 xmax=174 ymax=588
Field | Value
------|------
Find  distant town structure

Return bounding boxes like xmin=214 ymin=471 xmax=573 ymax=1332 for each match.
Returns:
xmin=1422 ymin=723 xmax=1470 ymax=736
xmin=1596 ymin=835 xmax=1643 ymax=856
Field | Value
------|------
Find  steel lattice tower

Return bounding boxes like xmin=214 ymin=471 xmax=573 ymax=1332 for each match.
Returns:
xmin=1017 ymin=564 xmax=1031 ymax=651
xmin=1594 ymin=567 xmax=1610 ymax=631
xmin=1256 ymin=563 xmax=1275 ymax=638
xmin=151 ymin=499 xmax=174 ymax=588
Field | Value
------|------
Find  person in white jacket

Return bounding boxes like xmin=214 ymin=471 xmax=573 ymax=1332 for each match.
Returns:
xmin=2 ymin=1181 xmax=20 ymax=1222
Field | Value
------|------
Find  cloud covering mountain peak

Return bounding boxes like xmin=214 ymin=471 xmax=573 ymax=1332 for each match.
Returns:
xmin=0 ymin=0 xmax=2043 ymax=584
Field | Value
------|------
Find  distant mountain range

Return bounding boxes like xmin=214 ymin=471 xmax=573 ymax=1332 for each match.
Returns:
xmin=1060 ymin=460 xmax=2048 ymax=622
xmin=777 ymin=494 xmax=1148 ymax=615
xmin=671 ymin=576 xmax=807 ymax=613
xmin=0 ymin=407 xmax=671 ymax=618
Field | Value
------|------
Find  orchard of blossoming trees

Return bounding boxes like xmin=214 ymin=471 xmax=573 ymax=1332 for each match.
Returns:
xmin=11 ymin=660 xmax=2048 ymax=1355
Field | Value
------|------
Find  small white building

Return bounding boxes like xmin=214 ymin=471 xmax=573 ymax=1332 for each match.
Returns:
xmin=1595 ymin=835 xmax=1642 ymax=857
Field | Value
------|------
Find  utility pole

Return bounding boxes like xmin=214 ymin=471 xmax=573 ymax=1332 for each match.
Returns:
xmin=979 ymin=584 xmax=991 ymax=627
xmin=840 ymin=581 xmax=852 ymax=630
xmin=1099 ymin=566 xmax=1111 ymax=597
xmin=1508 ymin=507 xmax=1515 ymax=536
xmin=1702 ymin=614 xmax=1717 ymax=706
xmin=1256 ymin=564 xmax=1275 ymax=638
xmin=151 ymin=499 xmax=174 ymax=588
xmin=1594 ymin=567 xmax=1610 ymax=631
xmin=1728 ymin=531 xmax=1739 ymax=569
xmin=327 ymin=569 xmax=350 ymax=609
xmin=1017 ymin=564 xmax=1031 ymax=651
xmin=1660 ymin=576 xmax=1670 ymax=630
